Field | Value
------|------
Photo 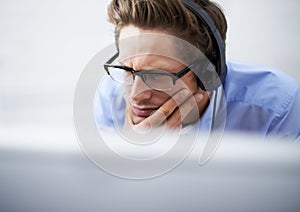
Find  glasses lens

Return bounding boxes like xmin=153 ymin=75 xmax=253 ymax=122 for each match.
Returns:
xmin=108 ymin=67 xmax=175 ymax=90
xmin=144 ymin=72 xmax=174 ymax=90
xmin=109 ymin=67 xmax=133 ymax=84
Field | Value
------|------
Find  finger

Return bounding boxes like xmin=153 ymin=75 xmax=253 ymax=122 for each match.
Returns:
xmin=146 ymin=88 xmax=192 ymax=126
xmin=195 ymin=89 xmax=210 ymax=117
xmin=165 ymin=108 xmax=182 ymax=128
xmin=166 ymin=93 xmax=202 ymax=127
xmin=130 ymin=107 xmax=169 ymax=133
xmin=154 ymin=88 xmax=192 ymax=121
xmin=132 ymin=88 xmax=192 ymax=130
xmin=181 ymin=93 xmax=203 ymax=125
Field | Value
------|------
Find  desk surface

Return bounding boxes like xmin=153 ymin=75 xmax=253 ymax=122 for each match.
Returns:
xmin=0 ymin=134 xmax=300 ymax=212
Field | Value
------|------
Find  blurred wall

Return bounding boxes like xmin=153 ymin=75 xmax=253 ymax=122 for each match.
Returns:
xmin=220 ymin=0 xmax=300 ymax=82
xmin=0 ymin=0 xmax=299 ymax=149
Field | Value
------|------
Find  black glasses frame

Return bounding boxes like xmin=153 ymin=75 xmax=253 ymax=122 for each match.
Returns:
xmin=103 ymin=63 xmax=192 ymax=86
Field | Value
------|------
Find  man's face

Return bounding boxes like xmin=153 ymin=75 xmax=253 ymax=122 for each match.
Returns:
xmin=119 ymin=25 xmax=199 ymax=125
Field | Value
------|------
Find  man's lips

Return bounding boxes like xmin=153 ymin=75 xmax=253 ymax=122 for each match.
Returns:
xmin=131 ymin=105 xmax=158 ymax=117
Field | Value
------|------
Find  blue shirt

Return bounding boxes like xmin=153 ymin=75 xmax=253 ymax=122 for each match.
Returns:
xmin=95 ymin=61 xmax=300 ymax=139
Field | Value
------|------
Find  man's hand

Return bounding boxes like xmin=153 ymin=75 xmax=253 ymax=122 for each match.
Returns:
xmin=125 ymin=88 xmax=209 ymax=132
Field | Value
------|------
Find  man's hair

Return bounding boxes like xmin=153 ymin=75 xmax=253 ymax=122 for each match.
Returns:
xmin=107 ymin=0 xmax=227 ymax=63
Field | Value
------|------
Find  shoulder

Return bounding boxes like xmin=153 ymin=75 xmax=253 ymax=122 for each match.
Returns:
xmin=224 ymin=60 xmax=299 ymax=116
xmin=95 ymin=76 xmax=126 ymax=128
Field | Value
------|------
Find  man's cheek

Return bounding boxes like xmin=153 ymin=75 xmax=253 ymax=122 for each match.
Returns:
xmin=124 ymin=85 xmax=132 ymax=103
xmin=174 ymin=77 xmax=198 ymax=94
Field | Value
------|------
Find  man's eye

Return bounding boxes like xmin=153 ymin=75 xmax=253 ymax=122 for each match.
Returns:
xmin=148 ymin=74 xmax=172 ymax=81
xmin=148 ymin=74 xmax=159 ymax=79
xmin=146 ymin=74 xmax=164 ymax=80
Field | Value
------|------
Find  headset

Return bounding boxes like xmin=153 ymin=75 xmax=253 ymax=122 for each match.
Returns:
xmin=181 ymin=0 xmax=227 ymax=91
xmin=181 ymin=0 xmax=227 ymax=135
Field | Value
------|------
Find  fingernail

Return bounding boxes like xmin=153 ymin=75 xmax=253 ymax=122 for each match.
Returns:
xmin=195 ymin=94 xmax=203 ymax=102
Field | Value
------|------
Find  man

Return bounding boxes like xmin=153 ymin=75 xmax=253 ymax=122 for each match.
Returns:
xmin=95 ymin=0 xmax=300 ymax=139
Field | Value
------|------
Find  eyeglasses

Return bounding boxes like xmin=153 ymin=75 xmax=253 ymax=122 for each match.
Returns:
xmin=103 ymin=62 xmax=195 ymax=91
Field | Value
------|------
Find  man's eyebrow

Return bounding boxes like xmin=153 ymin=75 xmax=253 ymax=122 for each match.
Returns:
xmin=117 ymin=62 xmax=133 ymax=70
xmin=118 ymin=61 xmax=133 ymax=68
xmin=117 ymin=60 xmax=176 ymax=72
xmin=117 ymin=61 xmax=125 ymax=65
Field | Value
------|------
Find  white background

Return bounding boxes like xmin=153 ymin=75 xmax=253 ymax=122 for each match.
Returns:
xmin=0 ymin=0 xmax=299 ymax=150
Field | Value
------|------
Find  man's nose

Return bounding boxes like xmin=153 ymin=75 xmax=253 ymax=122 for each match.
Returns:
xmin=129 ymin=75 xmax=152 ymax=101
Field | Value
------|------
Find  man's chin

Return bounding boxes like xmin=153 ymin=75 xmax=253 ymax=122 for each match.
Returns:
xmin=132 ymin=116 xmax=148 ymax=125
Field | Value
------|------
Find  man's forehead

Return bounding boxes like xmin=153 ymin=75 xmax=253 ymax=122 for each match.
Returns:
xmin=118 ymin=26 xmax=205 ymax=65
xmin=119 ymin=33 xmax=178 ymax=61
xmin=119 ymin=54 xmax=186 ymax=71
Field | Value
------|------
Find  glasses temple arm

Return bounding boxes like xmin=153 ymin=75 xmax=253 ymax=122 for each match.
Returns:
xmin=106 ymin=52 xmax=119 ymax=65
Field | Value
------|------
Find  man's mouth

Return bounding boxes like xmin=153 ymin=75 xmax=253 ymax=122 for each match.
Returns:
xmin=131 ymin=105 xmax=158 ymax=117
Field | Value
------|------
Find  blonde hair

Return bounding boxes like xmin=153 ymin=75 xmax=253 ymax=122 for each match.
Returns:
xmin=107 ymin=0 xmax=227 ymax=70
